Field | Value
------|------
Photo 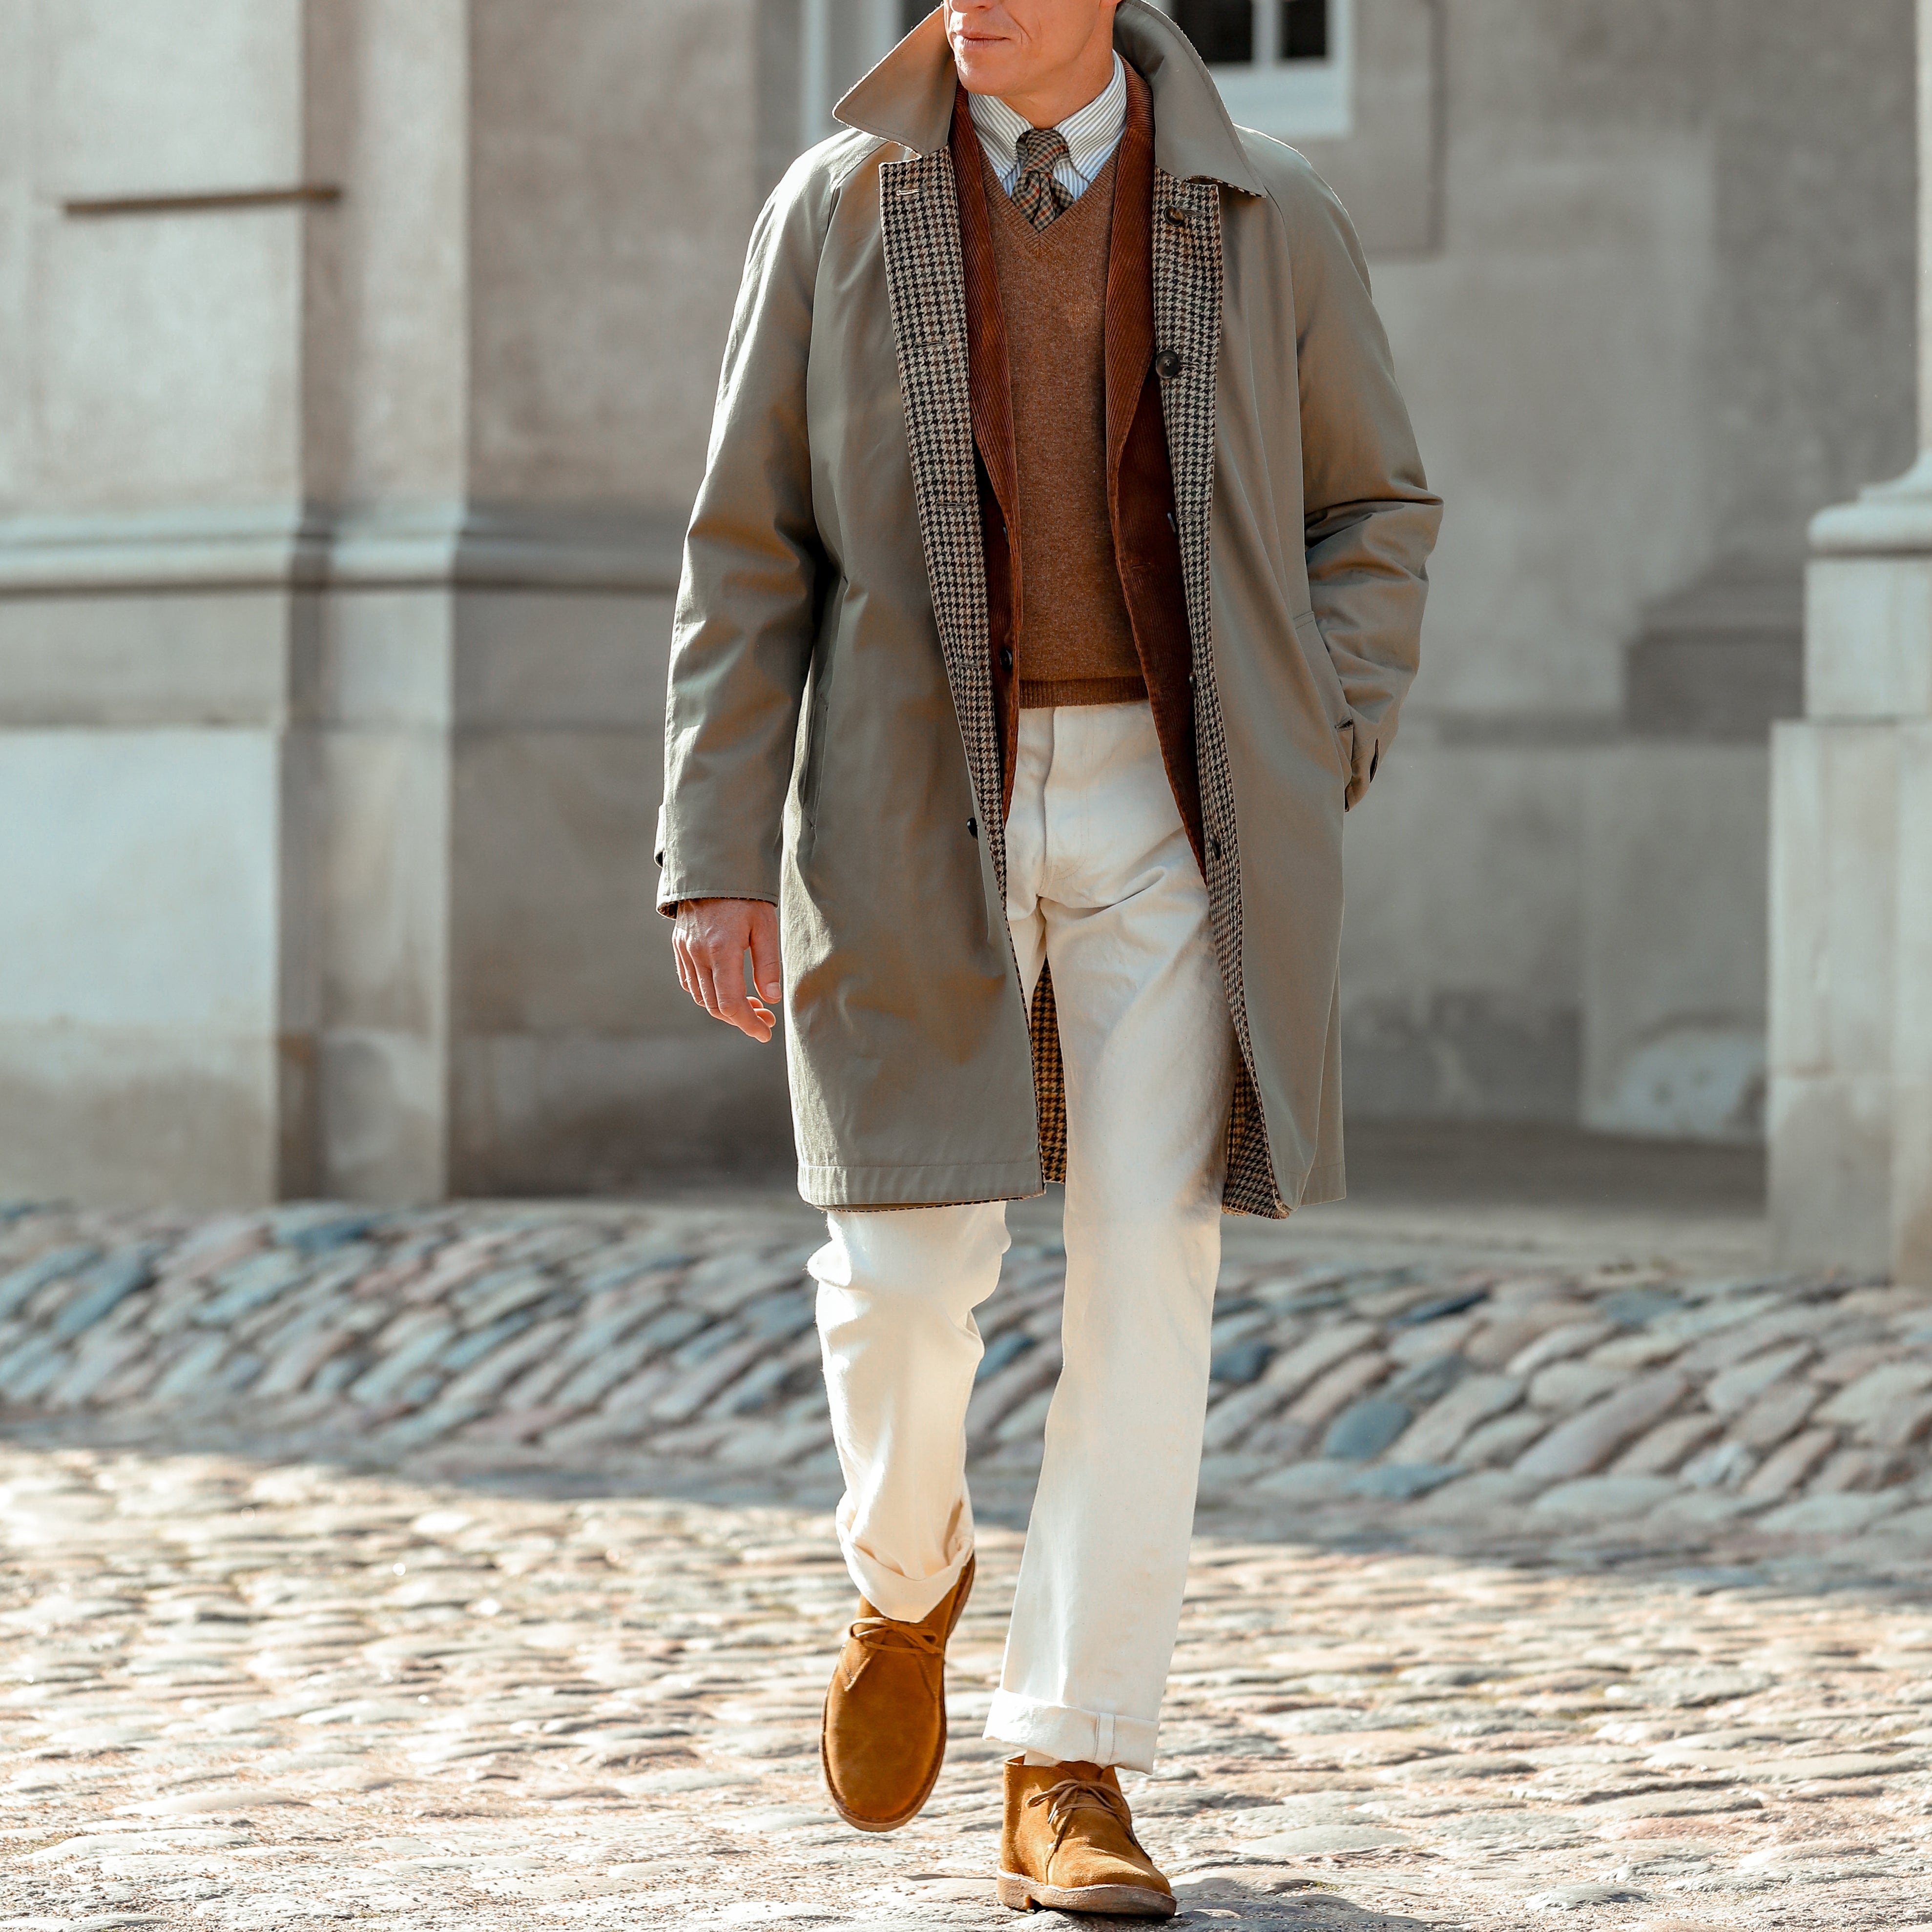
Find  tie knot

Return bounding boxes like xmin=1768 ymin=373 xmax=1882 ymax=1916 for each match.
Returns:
xmin=1016 ymin=125 xmax=1071 ymax=181
xmin=1011 ymin=127 xmax=1074 ymax=230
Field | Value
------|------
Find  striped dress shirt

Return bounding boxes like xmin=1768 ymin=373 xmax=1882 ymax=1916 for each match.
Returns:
xmin=966 ymin=53 xmax=1129 ymax=208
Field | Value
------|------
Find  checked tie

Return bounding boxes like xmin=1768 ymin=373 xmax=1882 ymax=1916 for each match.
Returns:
xmin=1012 ymin=125 xmax=1074 ymax=230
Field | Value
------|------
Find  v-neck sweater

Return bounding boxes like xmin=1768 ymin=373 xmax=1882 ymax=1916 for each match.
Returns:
xmin=983 ymin=150 xmax=1146 ymax=710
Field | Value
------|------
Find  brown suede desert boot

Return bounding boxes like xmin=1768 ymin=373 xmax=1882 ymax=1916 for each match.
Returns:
xmin=820 ymin=1553 xmax=975 ymax=1832
xmin=997 ymin=1758 xmax=1176 ymax=1917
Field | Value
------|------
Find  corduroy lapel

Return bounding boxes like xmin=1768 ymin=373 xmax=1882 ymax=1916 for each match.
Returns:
xmin=1105 ymin=67 xmax=1157 ymax=489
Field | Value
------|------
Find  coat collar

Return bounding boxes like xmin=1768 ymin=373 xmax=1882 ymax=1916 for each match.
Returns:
xmin=835 ymin=0 xmax=1266 ymax=196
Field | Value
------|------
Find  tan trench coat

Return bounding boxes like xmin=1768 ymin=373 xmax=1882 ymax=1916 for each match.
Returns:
xmin=657 ymin=2 xmax=1442 ymax=1216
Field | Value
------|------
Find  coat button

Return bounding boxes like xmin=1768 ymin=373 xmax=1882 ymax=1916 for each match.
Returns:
xmin=1164 ymin=205 xmax=1189 ymax=227
xmin=1155 ymin=348 xmax=1182 ymax=379
xmin=1206 ymin=834 xmax=1221 ymax=861
xmin=967 ymin=818 xmax=978 ymax=839
xmin=999 ymin=647 xmax=1014 ymax=673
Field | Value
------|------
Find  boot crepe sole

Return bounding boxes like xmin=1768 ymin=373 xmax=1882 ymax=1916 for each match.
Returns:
xmin=820 ymin=1555 xmax=975 ymax=1835
xmin=997 ymin=1872 xmax=1177 ymax=1917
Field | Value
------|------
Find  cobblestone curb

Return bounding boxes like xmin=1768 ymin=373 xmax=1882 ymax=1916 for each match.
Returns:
xmin=1 ymin=1202 xmax=1931 ymax=1562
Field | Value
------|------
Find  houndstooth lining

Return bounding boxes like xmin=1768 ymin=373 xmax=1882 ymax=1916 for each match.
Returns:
xmin=1029 ymin=966 xmax=1069 ymax=1184
xmin=882 ymin=149 xmax=1059 ymax=1179
xmin=880 ymin=152 xmax=1011 ymax=901
xmin=1152 ymin=169 xmax=1288 ymax=1218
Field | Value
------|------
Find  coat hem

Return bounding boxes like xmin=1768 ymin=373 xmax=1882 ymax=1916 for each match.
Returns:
xmin=1223 ymin=1158 xmax=1346 ymax=1219
xmin=798 ymin=1157 xmax=1046 ymax=1212
xmin=1290 ymin=1159 xmax=1346 ymax=1211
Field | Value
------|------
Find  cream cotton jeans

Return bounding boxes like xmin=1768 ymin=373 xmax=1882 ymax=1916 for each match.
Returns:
xmin=808 ymin=702 xmax=1238 ymax=1772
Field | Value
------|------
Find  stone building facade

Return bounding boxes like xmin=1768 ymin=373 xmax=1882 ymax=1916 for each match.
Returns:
xmin=0 ymin=0 xmax=1915 ymax=1207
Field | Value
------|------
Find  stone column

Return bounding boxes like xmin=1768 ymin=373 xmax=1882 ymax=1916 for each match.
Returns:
xmin=0 ymin=0 xmax=791 ymax=1207
xmin=1769 ymin=0 xmax=1932 ymax=1281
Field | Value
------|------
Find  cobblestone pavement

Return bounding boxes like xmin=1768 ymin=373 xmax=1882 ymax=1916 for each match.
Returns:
xmin=3 ymin=1195 xmax=1932 ymax=1928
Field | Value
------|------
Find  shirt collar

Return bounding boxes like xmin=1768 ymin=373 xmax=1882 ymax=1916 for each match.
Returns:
xmin=835 ymin=4 xmax=1267 ymax=199
xmin=966 ymin=51 xmax=1127 ymax=188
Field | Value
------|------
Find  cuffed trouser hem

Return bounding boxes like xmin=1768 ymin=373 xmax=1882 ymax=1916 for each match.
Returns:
xmin=983 ymin=1690 xmax=1160 ymax=1773
xmin=836 ymin=1500 xmax=974 ymax=1623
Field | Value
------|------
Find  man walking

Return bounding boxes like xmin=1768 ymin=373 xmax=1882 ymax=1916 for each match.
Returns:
xmin=659 ymin=0 xmax=1438 ymax=1913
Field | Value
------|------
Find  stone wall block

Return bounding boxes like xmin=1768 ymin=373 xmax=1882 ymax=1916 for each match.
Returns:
xmin=1773 ymin=723 xmax=1899 ymax=1075
xmin=1894 ymin=722 xmax=1932 ymax=1283
xmin=1294 ymin=0 xmax=1441 ymax=258
xmin=1581 ymin=743 xmax=1769 ymax=1141
xmin=1768 ymin=720 xmax=1900 ymax=1270
xmin=1805 ymin=555 xmax=1932 ymax=720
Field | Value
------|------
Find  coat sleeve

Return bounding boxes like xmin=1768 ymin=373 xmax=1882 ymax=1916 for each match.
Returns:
xmin=1281 ymin=159 xmax=1443 ymax=810
xmin=655 ymin=155 xmax=838 ymax=912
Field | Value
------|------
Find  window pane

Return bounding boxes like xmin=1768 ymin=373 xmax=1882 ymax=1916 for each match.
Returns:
xmin=1281 ymin=0 xmax=1329 ymax=61
xmin=1174 ymin=0 xmax=1255 ymax=66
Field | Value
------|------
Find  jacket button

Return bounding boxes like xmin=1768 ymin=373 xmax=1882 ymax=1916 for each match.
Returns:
xmin=1164 ymin=205 xmax=1189 ymax=227
xmin=1155 ymin=348 xmax=1182 ymax=379
xmin=1206 ymin=834 xmax=1221 ymax=861
xmin=967 ymin=818 xmax=978 ymax=839
xmin=999 ymin=647 xmax=1014 ymax=673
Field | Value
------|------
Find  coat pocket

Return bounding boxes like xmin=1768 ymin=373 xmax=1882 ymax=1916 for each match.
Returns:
xmin=1292 ymin=611 xmax=1355 ymax=784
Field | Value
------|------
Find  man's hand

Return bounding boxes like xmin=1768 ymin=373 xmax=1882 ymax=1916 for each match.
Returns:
xmin=673 ymin=898 xmax=782 ymax=1044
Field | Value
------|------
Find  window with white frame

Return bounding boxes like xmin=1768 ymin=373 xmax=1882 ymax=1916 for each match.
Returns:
xmin=797 ymin=0 xmax=1351 ymax=153
xmin=1163 ymin=0 xmax=1353 ymax=140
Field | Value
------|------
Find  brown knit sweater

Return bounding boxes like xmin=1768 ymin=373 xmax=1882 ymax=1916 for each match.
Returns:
xmin=984 ymin=153 xmax=1146 ymax=710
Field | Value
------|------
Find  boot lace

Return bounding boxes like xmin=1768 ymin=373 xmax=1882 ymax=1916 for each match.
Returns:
xmin=840 ymin=1614 xmax=944 ymax=1689
xmin=1027 ymin=1777 xmax=1148 ymax=1862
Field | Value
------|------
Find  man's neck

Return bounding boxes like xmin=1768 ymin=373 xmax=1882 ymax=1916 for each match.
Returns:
xmin=992 ymin=35 xmax=1115 ymax=128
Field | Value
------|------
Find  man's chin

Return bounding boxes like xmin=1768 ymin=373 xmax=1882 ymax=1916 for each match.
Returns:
xmin=949 ymin=46 xmax=1019 ymax=97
